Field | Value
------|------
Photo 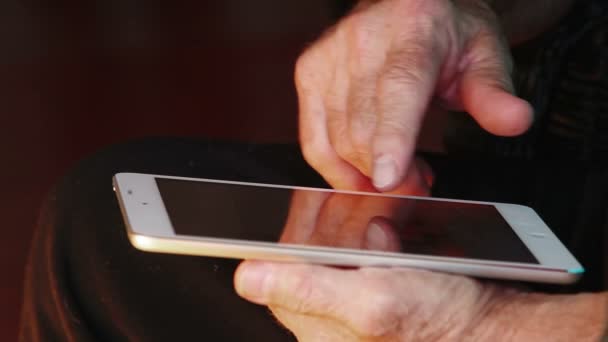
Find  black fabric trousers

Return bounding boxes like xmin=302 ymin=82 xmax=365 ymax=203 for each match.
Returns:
xmin=19 ymin=138 xmax=608 ymax=341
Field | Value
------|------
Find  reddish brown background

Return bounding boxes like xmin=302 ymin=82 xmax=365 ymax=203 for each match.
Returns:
xmin=0 ymin=2 xmax=336 ymax=339
xmin=0 ymin=1 xmax=448 ymax=339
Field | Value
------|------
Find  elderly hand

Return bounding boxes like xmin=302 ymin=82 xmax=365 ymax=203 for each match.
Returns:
xmin=234 ymin=262 xmax=605 ymax=341
xmin=234 ymin=190 xmax=606 ymax=340
xmin=296 ymin=0 xmax=533 ymax=193
xmin=232 ymin=190 xmax=606 ymax=341
xmin=232 ymin=1 xmax=607 ymax=339
xmin=236 ymin=187 xmax=497 ymax=340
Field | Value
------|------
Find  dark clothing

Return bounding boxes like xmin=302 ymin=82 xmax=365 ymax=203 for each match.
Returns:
xmin=20 ymin=138 xmax=608 ymax=341
xmin=446 ymin=0 xmax=608 ymax=161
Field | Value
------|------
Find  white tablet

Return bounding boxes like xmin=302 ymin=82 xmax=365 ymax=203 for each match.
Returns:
xmin=113 ymin=172 xmax=584 ymax=284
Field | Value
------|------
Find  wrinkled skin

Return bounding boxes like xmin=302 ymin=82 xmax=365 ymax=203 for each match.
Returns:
xmin=234 ymin=0 xmax=607 ymax=340
xmin=295 ymin=0 xmax=532 ymax=193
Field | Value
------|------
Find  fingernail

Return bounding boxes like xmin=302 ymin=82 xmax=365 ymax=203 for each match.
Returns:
xmin=236 ymin=262 xmax=270 ymax=300
xmin=365 ymin=222 xmax=387 ymax=250
xmin=373 ymin=155 xmax=397 ymax=191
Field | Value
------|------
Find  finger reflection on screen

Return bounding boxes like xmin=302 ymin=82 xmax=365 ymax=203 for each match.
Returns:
xmin=156 ymin=178 xmax=538 ymax=263
xmin=279 ymin=190 xmax=409 ymax=253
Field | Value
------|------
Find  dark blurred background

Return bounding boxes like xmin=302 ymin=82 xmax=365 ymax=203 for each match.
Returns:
xmin=0 ymin=1 xmax=360 ymax=339
xmin=0 ymin=0 xmax=545 ymax=338
xmin=5 ymin=1 xmax=607 ymax=339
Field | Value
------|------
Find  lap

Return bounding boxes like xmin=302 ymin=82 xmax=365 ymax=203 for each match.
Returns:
xmin=19 ymin=138 xmax=608 ymax=341
xmin=21 ymin=138 xmax=324 ymax=341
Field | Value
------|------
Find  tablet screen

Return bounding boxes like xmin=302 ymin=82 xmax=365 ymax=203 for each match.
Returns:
xmin=156 ymin=178 xmax=537 ymax=264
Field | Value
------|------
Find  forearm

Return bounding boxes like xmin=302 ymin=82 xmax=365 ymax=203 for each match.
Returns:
xmin=479 ymin=291 xmax=608 ymax=341
xmin=490 ymin=0 xmax=576 ymax=44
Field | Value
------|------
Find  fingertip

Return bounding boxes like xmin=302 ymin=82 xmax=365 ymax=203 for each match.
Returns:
xmin=466 ymin=85 xmax=534 ymax=137
xmin=372 ymin=154 xmax=401 ymax=192
xmin=488 ymin=93 xmax=534 ymax=136
xmin=365 ymin=217 xmax=401 ymax=252
xmin=365 ymin=221 xmax=388 ymax=251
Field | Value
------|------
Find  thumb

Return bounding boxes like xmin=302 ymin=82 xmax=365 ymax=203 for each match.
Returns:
xmin=234 ymin=261 xmax=387 ymax=333
xmin=460 ymin=32 xmax=534 ymax=136
xmin=235 ymin=261 xmax=350 ymax=312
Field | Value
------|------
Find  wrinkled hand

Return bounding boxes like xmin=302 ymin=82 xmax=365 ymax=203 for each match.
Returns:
xmin=233 ymin=183 xmax=604 ymax=340
xmin=235 ymin=261 xmax=517 ymax=341
xmin=296 ymin=0 xmax=533 ymax=193
xmin=235 ymin=261 xmax=606 ymax=341
xmin=233 ymin=188 xmax=604 ymax=341
xmin=231 ymin=0 xmax=605 ymax=339
xmin=236 ymin=188 xmax=507 ymax=341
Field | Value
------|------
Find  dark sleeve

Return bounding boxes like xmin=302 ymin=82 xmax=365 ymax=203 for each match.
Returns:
xmin=445 ymin=0 xmax=608 ymax=161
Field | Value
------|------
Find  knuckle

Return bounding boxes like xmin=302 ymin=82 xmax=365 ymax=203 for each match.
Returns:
xmin=294 ymin=52 xmax=315 ymax=88
xmin=472 ymin=60 xmax=514 ymax=92
xmin=393 ymin=0 xmax=450 ymax=36
xmin=286 ymin=269 xmax=316 ymax=313
xmin=331 ymin=133 xmax=357 ymax=164
xmin=299 ymin=125 xmax=329 ymax=172
xmin=376 ymin=115 xmax=417 ymax=140
xmin=328 ymin=121 xmax=372 ymax=174
xmin=380 ymin=54 xmax=429 ymax=91
xmin=300 ymin=138 xmax=324 ymax=171
xmin=295 ymin=45 xmax=330 ymax=91
xmin=355 ymin=291 xmax=401 ymax=337
xmin=349 ymin=270 xmax=404 ymax=337
xmin=282 ymin=266 xmax=336 ymax=316
xmin=333 ymin=137 xmax=354 ymax=162
xmin=470 ymin=28 xmax=514 ymax=77
xmin=346 ymin=16 xmax=376 ymax=67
